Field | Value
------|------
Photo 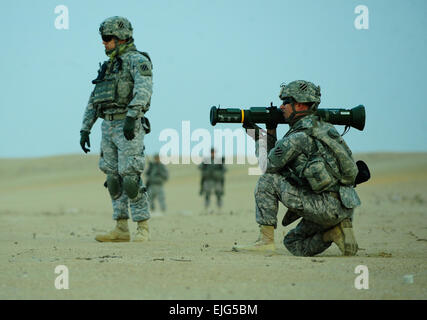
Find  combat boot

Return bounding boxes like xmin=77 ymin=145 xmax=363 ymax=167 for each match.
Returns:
xmin=232 ymin=225 xmax=275 ymax=252
xmin=95 ymin=219 xmax=130 ymax=242
xmin=133 ymin=220 xmax=150 ymax=242
xmin=323 ymin=218 xmax=358 ymax=256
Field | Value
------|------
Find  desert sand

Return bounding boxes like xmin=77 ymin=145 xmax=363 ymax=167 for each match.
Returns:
xmin=0 ymin=152 xmax=426 ymax=300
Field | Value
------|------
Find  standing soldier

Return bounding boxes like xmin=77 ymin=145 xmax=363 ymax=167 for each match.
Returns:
xmin=79 ymin=16 xmax=153 ymax=242
xmin=199 ymin=148 xmax=227 ymax=212
xmin=146 ymin=154 xmax=169 ymax=213
xmin=233 ymin=80 xmax=361 ymax=256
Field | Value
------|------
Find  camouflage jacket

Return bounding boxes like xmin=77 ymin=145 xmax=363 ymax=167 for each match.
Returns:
xmin=80 ymin=44 xmax=153 ymax=132
xmin=256 ymin=114 xmax=361 ymax=208
xmin=262 ymin=115 xmax=318 ymax=178
xmin=146 ymin=162 xmax=168 ymax=185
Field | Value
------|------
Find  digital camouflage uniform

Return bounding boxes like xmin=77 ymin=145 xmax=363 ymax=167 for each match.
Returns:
xmin=255 ymin=114 xmax=360 ymax=256
xmin=199 ymin=158 xmax=226 ymax=209
xmin=239 ymin=80 xmax=361 ymax=256
xmin=146 ymin=160 xmax=169 ymax=212
xmin=80 ymin=17 xmax=153 ymax=224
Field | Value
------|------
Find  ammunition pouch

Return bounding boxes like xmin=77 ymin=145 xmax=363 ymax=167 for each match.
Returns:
xmin=91 ymin=60 xmax=129 ymax=114
xmin=92 ymin=73 xmax=117 ymax=107
xmin=303 ymin=155 xmax=336 ymax=193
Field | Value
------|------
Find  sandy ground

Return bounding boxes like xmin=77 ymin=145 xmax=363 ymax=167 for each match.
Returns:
xmin=0 ymin=152 xmax=426 ymax=300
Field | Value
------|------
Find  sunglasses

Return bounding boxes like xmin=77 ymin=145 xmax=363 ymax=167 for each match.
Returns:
xmin=102 ymin=35 xmax=115 ymax=42
xmin=282 ymin=97 xmax=295 ymax=105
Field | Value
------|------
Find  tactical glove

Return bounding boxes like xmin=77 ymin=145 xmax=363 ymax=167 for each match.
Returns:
xmin=354 ymin=160 xmax=371 ymax=186
xmin=123 ymin=116 xmax=136 ymax=140
xmin=265 ymin=119 xmax=278 ymax=130
xmin=80 ymin=130 xmax=91 ymax=153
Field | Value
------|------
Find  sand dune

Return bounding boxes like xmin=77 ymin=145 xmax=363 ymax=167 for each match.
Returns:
xmin=0 ymin=153 xmax=426 ymax=299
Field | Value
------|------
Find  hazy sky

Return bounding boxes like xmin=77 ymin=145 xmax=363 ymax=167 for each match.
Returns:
xmin=1 ymin=0 xmax=426 ymax=158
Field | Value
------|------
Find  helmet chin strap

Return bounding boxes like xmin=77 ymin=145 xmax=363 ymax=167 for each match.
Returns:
xmin=105 ymin=38 xmax=120 ymax=57
xmin=286 ymin=101 xmax=314 ymax=124
xmin=112 ymin=38 xmax=119 ymax=56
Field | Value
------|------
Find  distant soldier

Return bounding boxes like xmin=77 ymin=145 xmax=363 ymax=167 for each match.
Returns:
xmin=146 ymin=154 xmax=169 ymax=213
xmin=199 ymin=148 xmax=227 ymax=211
xmin=79 ymin=16 xmax=153 ymax=242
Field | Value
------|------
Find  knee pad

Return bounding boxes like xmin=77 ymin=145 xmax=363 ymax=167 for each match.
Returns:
xmin=123 ymin=175 xmax=140 ymax=200
xmin=107 ymin=174 xmax=122 ymax=200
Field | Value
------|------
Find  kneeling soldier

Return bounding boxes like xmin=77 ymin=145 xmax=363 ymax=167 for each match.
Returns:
xmin=233 ymin=80 xmax=361 ymax=256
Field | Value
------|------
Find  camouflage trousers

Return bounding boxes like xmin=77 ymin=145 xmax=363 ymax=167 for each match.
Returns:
xmin=99 ymin=118 xmax=150 ymax=222
xmin=148 ymin=183 xmax=166 ymax=212
xmin=255 ymin=173 xmax=353 ymax=256
xmin=111 ymin=191 xmax=150 ymax=222
xmin=202 ymin=179 xmax=223 ymax=208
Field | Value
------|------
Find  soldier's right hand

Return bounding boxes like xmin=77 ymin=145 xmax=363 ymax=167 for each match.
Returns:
xmin=123 ymin=116 xmax=136 ymax=140
xmin=80 ymin=130 xmax=91 ymax=153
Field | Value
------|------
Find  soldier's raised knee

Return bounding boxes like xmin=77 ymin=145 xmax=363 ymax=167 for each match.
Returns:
xmin=106 ymin=174 xmax=122 ymax=200
xmin=123 ymin=175 xmax=140 ymax=200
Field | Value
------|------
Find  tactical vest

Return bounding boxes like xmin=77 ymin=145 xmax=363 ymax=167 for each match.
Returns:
xmin=91 ymin=51 xmax=152 ymax=112
xmin=302 ymin=119 xmax=358 ymax=193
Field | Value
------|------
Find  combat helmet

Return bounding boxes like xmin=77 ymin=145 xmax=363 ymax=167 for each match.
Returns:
xmin=99 ymin=16 xmax=133 ymax=40
xmin=279 ymin=80 xmax=321 ymax=110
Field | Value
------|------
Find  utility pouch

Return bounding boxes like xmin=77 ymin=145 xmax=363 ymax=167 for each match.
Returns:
xmin=91 ymin=61 xmax=119 ymax=106
xmin=92 ymin=74 xmax=117 ymax=106
xmin=303 ymin=155 xmax=336 ymax=193
xmin=339 ymin=185 xmax=361 ymax=208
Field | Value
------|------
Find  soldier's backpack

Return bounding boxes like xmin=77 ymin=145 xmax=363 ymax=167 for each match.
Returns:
xmin=302 ymin=119 xmax=359 ymax=193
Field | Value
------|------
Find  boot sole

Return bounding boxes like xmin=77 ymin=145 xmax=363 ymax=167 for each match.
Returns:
xmin=340 ymin=219 xmax=358 ymax=256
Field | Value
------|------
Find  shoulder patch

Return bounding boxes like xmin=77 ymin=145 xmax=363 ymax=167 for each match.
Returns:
xmin=137 ymin=60 xmax=152 ymax=76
